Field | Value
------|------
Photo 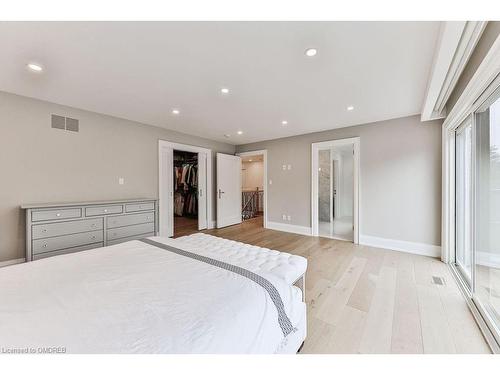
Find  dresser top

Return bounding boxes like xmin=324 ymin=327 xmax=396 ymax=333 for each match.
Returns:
xmin=21 ymin=198 xmax=157 ymax=209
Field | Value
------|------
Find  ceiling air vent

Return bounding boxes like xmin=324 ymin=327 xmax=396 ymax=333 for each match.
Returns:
xmin=51 ymin=114 xmax=79 ymax=132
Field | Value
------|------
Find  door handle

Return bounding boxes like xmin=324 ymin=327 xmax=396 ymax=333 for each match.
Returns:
xmin=219 ymin=189 xmax=225 ymax=199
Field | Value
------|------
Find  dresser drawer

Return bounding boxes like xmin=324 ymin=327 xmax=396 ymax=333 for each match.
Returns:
xmin=85 ymin=205 xmax=123 ymax=217
xmin=106 ymin=222 xmax=155 ymax=241
xmin=125 ymin=202 xmax=155 ymax=213
xmin=33 ymin=242 xmax=104 ymax=260
xmin=107 ymin=232 xmax=155 ymax=246
xmin=32 ymin=208 xmax=82 ymax=222
xmin=32 ymin=218 xmax=103 ymax=240
xmin=107 ymin=212 xmax=154 ymax=229
xmin=33 ymin=230 xmax=103 ymax=254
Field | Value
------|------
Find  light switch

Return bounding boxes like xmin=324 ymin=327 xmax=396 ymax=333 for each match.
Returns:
xmin=282 ymin=214 xmax=287 ymax=220
xmin=287 ymin=164 xmax=292 ymax=170
xmin=118 ymin=177 xmax=125 ymax=185
xmin=287 ymin=215 xmax=291 ymax=221
xmin=269 ymin=179 xmax=273 ymax=185
xmin=282 ymin=165 xmax=287 ymax=170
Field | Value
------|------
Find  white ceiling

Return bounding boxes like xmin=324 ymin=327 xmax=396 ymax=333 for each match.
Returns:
xmin=0 ymin=22 xmax=440 ymax=145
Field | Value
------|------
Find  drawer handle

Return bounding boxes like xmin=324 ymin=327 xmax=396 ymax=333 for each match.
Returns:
xmin=42 ymin=244 xmax=47 ymax=248
xmin=146 ymin=217 xmax=151 ymax=220
xmin=56 ymin=213 xmax=61 ymax=217
xmin=104 ymin=209 xmax=108 ymax=213
xmin=91 ymin=224 xmax=96 ymax=227
xmin=42 ymin=229 xmax=47 ymax=233
xmin=91 ymin=236 xmax=96 ymax=240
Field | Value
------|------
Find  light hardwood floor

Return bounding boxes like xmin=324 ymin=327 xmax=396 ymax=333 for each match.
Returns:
xmin=200 ymin=217 xmax=491 ymax=354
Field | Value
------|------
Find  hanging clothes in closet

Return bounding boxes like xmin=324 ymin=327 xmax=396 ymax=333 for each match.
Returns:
xmin=173 ymin=151 xmax=198 ymax=217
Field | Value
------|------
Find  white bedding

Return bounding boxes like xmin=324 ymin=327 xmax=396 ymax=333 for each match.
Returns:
xmin=0 ymin=235 xmax=306 ymax=354
xmin=174 ymin=233 xmax=307 ymax=285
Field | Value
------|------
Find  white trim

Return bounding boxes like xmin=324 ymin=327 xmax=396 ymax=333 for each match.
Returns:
xmin=266 ymin=221 xmax=312 ymax=236
xmin=448 ymin=264 xmax=500 ymax=353
xmin=443 ymin=33 xmax=500 ymax=130
xmin=236 ymin=149 xmax=268 ymax=229
xmin=442 ymin=33 xmax=500 ymax=263
xmin=421 ymin=21 xmax=487 ymax=121
xmin=311 ymin=137 xmax=360 ymax=244
xmin=158 ymin=140 xmax=213 ymax=238
xmin=0 ymin=258 xmax=25 ymax=268
xmin=359 ymin=235 xmax=441 ymax=258
xmin=440 ymin=33 xmax=500 ymax=350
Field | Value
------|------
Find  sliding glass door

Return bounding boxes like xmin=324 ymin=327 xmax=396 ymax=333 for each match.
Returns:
xmin=455 ymin=118 xmax=473 ymax=285
xmin=454 ymin=83 xmax=500 ymax=346
xmin=474 ymin=86 xmax=500 ymax=336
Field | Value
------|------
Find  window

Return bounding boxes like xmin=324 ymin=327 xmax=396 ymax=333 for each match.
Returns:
xmin=474 ymin=86 xmax=500 ymax=334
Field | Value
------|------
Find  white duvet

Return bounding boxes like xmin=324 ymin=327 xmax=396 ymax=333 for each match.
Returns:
xmin=0 ymin=237 xmax=304 ymax=354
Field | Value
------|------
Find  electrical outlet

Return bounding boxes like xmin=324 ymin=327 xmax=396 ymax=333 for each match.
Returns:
xmin=287 ymin=164 xmax=292 ymax=170
xmin=287 ymin=215 xmax=291 ymax=221
xmin=118 ymin=177 xmax=125 ymax=185
xmin=282 ymin=214 xmax=287 ymax=220
xmin=269 ymin=179 xmax=273 ymax=185
xmin=282 ymin=165 xmax=287 ymax=171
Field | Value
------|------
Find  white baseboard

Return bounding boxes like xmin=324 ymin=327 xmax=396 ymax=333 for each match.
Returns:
xmin=0 ymin=258 xmax=26 ymax=268
xmin=267 ymin=221 xmax=312 ymax=236
xmin=359 ymin=235 xmax=441 ymax=258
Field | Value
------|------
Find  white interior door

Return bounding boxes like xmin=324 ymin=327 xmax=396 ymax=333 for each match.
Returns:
xmin=159 ymin=145 xmax=174 ymax=237
xmin=197 ymin=152 xmax=207 ymax=230
xmin=332 ymin=159 xmax=340 ymax=219
xmin=217 ymin=153 xmax=242 ymax=228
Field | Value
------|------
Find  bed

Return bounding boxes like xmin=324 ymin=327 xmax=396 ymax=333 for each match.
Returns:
xmin=0 ymin=233 xmax=307 ymax=354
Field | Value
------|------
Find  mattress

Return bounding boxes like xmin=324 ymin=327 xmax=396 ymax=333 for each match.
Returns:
xmin=0 ymin=235 xmax=307 ymax=354
xmin=172 ymin=233 xmax=307 ymax=285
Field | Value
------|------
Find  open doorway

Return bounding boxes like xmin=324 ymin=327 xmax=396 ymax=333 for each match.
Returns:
xmin=312 ymin=138 xmax=359 ymax=243
xmin=158 ymin=140 xmax=211 ymax=238
xmin=173 ymin=150 xmax=199 ymax=237
xmin=237 ymin=150 xmax=268 ymax=228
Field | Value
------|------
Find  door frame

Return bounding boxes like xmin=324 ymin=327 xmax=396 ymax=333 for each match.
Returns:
xmin=158 ymin=140 xmax=213 ymax=237
xmin=236 ymin=150 xmax=268 ymax=229
xmin=311 ymin=137 xmax=360 ymax=243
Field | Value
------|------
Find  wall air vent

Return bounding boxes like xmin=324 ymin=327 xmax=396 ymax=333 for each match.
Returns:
xmin=51 ymin=114 xmax=79 ymax=132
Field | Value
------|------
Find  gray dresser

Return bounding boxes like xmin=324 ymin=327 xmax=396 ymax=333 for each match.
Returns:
xmin=22 ymin=199 xmax=158 ymax=261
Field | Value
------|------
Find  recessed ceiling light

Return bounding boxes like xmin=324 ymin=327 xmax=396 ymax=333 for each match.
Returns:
xmin=27 ymin=63 xmax=43 ymax=72
xmin=347 ymin=106 xmax=354 ymax=111
xmin=237 ymin=131 xmax=243 ymax=135
xmin=281 ymin=120 xmax=288 ymax=126
xmin=221 ymin=88 xmax=229 ymax=94
xmin=305 ymin=48 xmax=317 ymax=57
xmin=172 ymin=109 xmax=180 ymax=115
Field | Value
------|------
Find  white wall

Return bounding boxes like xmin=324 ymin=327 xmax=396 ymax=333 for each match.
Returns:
xmin=0 ymin=92 xmax=235 ymax=262
xmin=237 ymin=115 xmax=443 ymax=247
xmin=242 ymin=161 xmax=264 ymax=191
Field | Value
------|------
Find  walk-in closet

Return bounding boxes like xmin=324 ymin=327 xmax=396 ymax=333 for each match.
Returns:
xmin=173 ymin=150 xmax=198 ymax=236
